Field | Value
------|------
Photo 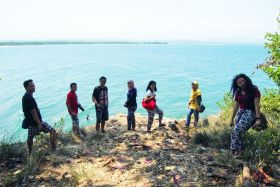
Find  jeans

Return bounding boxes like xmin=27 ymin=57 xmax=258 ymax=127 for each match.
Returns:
xmin=186 ymin=108 xmax=199 ymax=127
xmin=127 ymin=106 xmax=137 ymax=130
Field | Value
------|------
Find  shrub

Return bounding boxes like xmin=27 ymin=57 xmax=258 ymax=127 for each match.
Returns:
xmin=260 ymin=89 xmax=280 ymax=125
xmin=192 ymin=131 xmax=211 ymax=146
xmin=243 ymin=127 xmax=280 ymax=163
xmin=0 ymin=137 xmax=26 ymax=162
xmin=217 ymin=92 xmax=234 ymax=121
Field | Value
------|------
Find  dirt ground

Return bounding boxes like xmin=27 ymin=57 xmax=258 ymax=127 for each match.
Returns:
xmin=0 ymin=113 xmax=267 ymax=186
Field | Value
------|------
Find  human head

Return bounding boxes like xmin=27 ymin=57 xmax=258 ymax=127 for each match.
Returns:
xmin=146 ymin=80 xmax=157 ymax=92
xmin=70 ymin=82 xmax=77 ymax=92
xmin=231 ymin=74 xmax=254 ymax=96
xmin=191 ymin=81 xmax=199 ymax=90
xmin=127 ymin=80 xmax=134 ymax=89
xmin=23 ymin=79 xmax=35 ymax=94
xmin=99 ymin=76 xmax=107 ymax=87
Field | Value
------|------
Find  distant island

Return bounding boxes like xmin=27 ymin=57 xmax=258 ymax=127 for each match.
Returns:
xmin=0 ymin=41 xmax=168 ymax=46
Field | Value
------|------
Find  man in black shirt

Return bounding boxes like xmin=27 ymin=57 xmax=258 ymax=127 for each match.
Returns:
xmin=92 ymin=76 xmax=109 ymax=133
xmin=22 ymin=79 xmax=57 ymax=153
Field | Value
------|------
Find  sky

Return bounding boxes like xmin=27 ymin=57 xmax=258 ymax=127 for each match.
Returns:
xmin=0 ymin=0 xmax=279 ymax=42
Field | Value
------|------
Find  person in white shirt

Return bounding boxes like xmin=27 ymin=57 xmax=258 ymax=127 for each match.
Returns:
xmin=144 ymin=80 xmax=164 ymax=133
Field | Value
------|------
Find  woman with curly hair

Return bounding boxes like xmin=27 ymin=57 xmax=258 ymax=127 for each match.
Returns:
xmin=230 ymin=74 xmax=261 ymax=157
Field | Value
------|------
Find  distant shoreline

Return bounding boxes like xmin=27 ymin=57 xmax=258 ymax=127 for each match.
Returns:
xmin=0 ymin=41 xmax=168 ymax=46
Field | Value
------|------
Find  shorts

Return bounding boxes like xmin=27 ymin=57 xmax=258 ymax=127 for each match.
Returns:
xmin=96 ymin=106 xmax=109 ymax=123
xmin=71 ymin=115 xmax=79 ymax=127
xmin=28 ymin=121 xmax=54 ymax=138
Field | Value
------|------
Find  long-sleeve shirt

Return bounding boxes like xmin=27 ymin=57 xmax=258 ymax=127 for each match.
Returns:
xmin=125 ymin=87 xmax=137 ymax=107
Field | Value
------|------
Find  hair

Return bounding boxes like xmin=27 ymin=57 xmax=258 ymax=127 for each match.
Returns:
xmin=70 ymin=82 xmax=77 ymax=88
xmin=127 ymin=80 xmax=134 ymax=84
xmin=23 ymin=79 xmax=33 ymax=88
xmin=100 ymin=76 xmax=107 ymax=81
xmin=230 ymin=73 xmax=256 ymax=99
xmin=146 ymin=80 xmax=157 ymax=92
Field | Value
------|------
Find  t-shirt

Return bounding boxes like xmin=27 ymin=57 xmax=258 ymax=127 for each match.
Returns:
xmin=146 ymin=90 xmax=156 ymax=97
xmin=189 ymin=89 xmax=202 ymax=110
xmin=234 ymin=86 xmax=261 ymax=110
xmin=22 ymin=93 xmax=42 ymax=126
xmin=92 ymin=86 xmax=108 ymax=108
xmin=66 ymin=91 xmax=79 ymax=114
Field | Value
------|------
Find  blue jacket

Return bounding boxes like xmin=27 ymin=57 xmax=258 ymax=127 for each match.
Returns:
xmin=125 ymin=88 xmax=137 ymax=107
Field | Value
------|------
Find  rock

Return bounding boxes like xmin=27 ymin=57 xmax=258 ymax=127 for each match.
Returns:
xmin=28 ymin=175 xmax=34 ymax=180
xmin=165 ymin=166 xmax=176 ymax=171
xmin=202 ymin=118 xmax=209 ymax=127
xmin=13 ymin=169 xmax=22 ymax=175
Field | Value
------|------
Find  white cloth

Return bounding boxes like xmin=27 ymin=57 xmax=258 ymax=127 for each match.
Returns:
xmin=146 ymin=90 xmax=156 ymax=97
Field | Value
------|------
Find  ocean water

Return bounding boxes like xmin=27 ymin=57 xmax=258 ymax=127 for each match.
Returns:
xmin=0 ymin=43 xmax=275 ymax=140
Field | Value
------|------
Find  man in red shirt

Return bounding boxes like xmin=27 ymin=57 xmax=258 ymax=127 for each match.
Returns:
xmin=66 ymin=83 xmax=84 ymax=136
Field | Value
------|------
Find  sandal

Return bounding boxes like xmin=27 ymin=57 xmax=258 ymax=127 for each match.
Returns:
xmin=232 ymin=150 xmax=241 ymax=158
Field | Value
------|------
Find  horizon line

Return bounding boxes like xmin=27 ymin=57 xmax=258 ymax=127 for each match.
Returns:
xmin=0 ymin=39 xmax=265 ymax=45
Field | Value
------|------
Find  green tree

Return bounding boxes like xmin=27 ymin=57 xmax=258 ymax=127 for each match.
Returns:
xmin=258 ymin=14 xmax=280 ymax=86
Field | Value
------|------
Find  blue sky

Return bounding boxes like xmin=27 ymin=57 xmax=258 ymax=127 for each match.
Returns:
xmin=0 ymin=0 xmax=279 ymax=42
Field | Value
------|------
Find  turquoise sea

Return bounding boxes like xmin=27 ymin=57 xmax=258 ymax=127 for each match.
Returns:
xmin=0 ymin=43 xmax=275 ymax=140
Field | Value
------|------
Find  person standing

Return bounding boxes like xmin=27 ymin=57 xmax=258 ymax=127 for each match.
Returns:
xmin=124 ymin=80 xmax=137 ymax=131
xmin=144 ymin=80 xmax=164 ymax=133
xmin=22 ymin=79 xmax=57 ymax=154
xmin=186 ymin=81 xmax=202 ymax=128
xmin=92 ymin=76 xmax=109 ymax=133
xmin=66 ymin=82 xmax=85 ymax=136
xmin=230 ymin=74 xmax=261 ymax=157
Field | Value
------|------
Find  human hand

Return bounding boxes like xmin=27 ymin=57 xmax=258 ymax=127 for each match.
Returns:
xmin=38 ymin=123 xmax=43 ymax=130
xmin=230 ymin=120 xmax=234 ymax=127
xmin=253 ymin=119 xmax=261 ymax=128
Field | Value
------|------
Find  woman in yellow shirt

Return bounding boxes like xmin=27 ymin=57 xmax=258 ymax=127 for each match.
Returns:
xmin=186 ymin=81 xmax=202 ymax=127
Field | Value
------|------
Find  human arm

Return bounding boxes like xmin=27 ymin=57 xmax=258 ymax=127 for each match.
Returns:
xmin=197 ymin=95 xmax=202 ymax=111
xmin=125 ymin=89 xmax=137 ymax=105
xmin=254 ymin=97 xmax=261 ymax=127
xmin=144 ymin=95 xmax=156 ymax=102
xmin=92 ymin=96 xmax=100 ymax=107
xmin=92 ymin=88 xmax=101 ymax=108
xmin=31 ymin=109 xmax=43 ymax=129
xmin=230 ymin=101 xmax=239 ymax=126
xmin=66 ymin=102 xmax=77 ymax=116
xmin=78 ymin=104 xmax=85 ymax=111
xmin=144 ymin=90 xmax=156 ymax=102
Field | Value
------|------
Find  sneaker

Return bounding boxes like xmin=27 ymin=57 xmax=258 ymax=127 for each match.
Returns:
xmin=101 ymin=130 xmax=106 ymax=133
xmin=159 ymin=123 xmax=166 ymax=127
xmin=233 ymin=152 xmax=241 ymax=159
